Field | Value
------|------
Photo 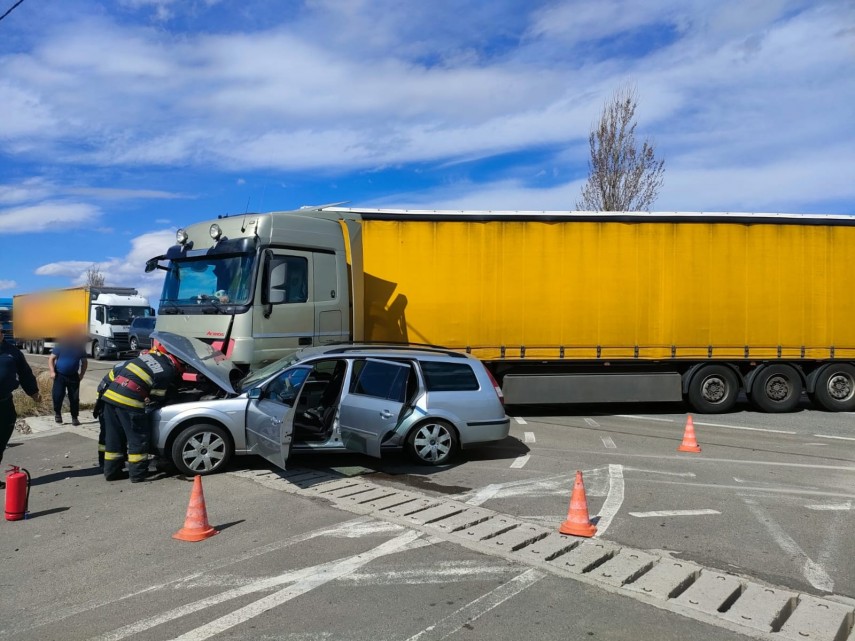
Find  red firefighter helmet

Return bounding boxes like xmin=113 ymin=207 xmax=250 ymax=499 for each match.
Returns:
xmin=149 ymin=342 xmax=184 ymax=373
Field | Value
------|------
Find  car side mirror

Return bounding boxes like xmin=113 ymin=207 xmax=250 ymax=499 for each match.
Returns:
xmin=247 ymin=387 xmax=262 ymax=400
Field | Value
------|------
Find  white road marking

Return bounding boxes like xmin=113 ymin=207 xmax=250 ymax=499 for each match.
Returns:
xmin=817 ymin=505 xmax=848 ymax=575
xmin=403 ymin=569 xmax=545 ymax=641
xmin=563 ymin=449 xmax=855 ymax=473
xmin=514 ymin=416 xmax=527 ymax=425
xmin=584 ymin=417 xmax=600 ymax=427
xmin=743 ymin=498 xmax=834 ymax=593
xmin=601 ymin=436 xmax=616 ymax=449
xmin=805 ymin=502 xmax=852 ymax=511
xmin=93 ymin=530 xmax=422 ymax=641
xmin=593 ymin=464 xmax=624 ymax=537
xmin=813 ymin=434 xmax=855 ymax=441
xmin=629 ymin=509 xmax=721 ymax=518
xmin=523 ymin=431 xmax=535 ymax=443
xmin=624 ymin=467 xmax=695 ymax=478
xmin=509 ymin=454 xmax=530 ymax=469
xmin=647 ymin=479 xmax=855 ymax=499
xmin=693 ymin=421 xmax=797 ymax=435
xmin=171 ymin=531 xmax=423 ymax=641
xmin=19 ymin=517 xmax=373 ymax=639
xmin=339 ymin=561 xmax=518 ymax=586
xmin=615 ymin=414 xmax=674 ymax=423
xmin=465 ymin=484 xmax=503 ymax=506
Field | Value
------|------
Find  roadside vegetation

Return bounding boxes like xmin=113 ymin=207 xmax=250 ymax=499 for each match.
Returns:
xmin=12 ymin=367 xmax=94 ymax=420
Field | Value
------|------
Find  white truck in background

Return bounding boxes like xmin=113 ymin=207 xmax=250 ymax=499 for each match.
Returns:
xmin=14 ymin=286 xmax=155 ymax=360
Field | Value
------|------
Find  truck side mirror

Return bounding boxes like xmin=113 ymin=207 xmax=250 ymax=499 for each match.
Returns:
xmin=145 ymin=256 xmax=168 ymax=273
xmin=261 ymin=251 xmax=287 ymax=317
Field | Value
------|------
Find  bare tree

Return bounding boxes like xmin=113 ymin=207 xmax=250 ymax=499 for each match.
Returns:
xmin=576 ymin=85 xmax=664 ymax=211
xmin=86 ymin=266 xmax=106 ymax=288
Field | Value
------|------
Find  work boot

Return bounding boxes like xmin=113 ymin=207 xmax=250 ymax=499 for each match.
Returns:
xmin=71 ymin=417 xmax=81 ymax=426
xmin=130 ymin=469 xmax=151 ymax=484
xmin=55 ymin=414 xmax=62 ymax=424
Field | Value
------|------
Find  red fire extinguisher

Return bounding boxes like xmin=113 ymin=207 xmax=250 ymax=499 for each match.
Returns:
xmin=5 ymin=466 xmax=31 ymax=521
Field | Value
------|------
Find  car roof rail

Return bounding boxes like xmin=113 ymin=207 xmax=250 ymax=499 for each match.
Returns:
xmin=318 ymin=342 xmax=468 ymax=359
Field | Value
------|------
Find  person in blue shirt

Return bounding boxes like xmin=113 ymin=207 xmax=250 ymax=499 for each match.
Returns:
xmin=0 ymin=326 xmax=40 ymax=488
xmin=49 ymin=333 xmax=88 ymax=426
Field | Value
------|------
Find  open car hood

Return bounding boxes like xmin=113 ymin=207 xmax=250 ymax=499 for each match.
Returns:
xmin=150 ymin=331 xmax=239 ymax=395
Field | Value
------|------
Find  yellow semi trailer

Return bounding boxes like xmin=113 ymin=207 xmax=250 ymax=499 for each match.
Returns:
xmin=149 ymin=208 xmax=855 ymax=413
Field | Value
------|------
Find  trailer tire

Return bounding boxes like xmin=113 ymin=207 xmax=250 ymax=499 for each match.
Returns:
xmin=687 ymin=365 xmax=739 ymax=414
xmin=750 ymin=364 xmax=803 ymax=413
xmin=811 ymin=364 xmax=855 ymax=412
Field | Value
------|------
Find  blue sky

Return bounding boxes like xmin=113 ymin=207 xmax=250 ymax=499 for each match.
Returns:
xmin=1 ymin=0 xmax=853 ymax=304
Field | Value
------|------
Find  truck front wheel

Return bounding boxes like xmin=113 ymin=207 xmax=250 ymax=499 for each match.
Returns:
xmin=811 ymin=364 xmax=855 ymax=412
xmin=750 ymin=364 xmax=803 ymax=413
xmin=92 ymin=341 xmax=104 ymax=360
xmin=687 ymin=365 xmax=739 ymax=414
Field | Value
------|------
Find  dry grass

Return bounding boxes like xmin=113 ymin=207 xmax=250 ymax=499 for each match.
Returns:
xmin=12 ymin=368 xmax=94 ymax=419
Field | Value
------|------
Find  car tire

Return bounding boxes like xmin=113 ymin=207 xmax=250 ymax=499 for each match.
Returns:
xmin=811 ymin=363 xmax=855 ymax=412
xmin=687 ymin=365 xmax=740 ymax=414
xmin=405 ymin=420 xmax=458 ymax=466
xmin=129 ymin=337 xmax=139 ymax=352
xmin=171 ymin=423 xmax=233 ymax=476
xmin=750 ymin=364 xmax=803 ymax=413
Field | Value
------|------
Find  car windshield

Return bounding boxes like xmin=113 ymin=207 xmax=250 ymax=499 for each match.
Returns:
xmin=238 ymin=353 xmax=304 ymax=391
xmin=161 ymin=253 xmax=255 ymax=306
xmin=107 ymin=306 xmax=152 ymax=323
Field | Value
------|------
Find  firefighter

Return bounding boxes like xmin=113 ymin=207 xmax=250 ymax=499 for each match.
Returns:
xmin=93 ymin=361 xmax=125 ymax=470
xmin=101 ymin=346 xmax=182 ymax=482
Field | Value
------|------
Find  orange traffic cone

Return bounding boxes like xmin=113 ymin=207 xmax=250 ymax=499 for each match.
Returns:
xmin=173 ymin=475 xmax=219 ymax=542
xmin=678 ymin=415 xmax=701 ymax=453
xmin=559 ymin=471 xmax=597 ymax=538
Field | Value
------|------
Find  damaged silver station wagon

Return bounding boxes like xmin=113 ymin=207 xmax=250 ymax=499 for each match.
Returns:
xmin=149 ymin=332 xmax=511 ymax=475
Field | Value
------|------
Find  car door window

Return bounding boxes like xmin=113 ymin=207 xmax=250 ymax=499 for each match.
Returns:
xmin=265 ymin=367 xmax=311 ymax=406
xmin=349 ymin=359 xmax=409 ymax=403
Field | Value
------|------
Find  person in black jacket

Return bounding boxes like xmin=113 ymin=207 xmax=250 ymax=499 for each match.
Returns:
xmin=0 ymin=326 xmax=41 ymax=488
xmin=101 ymin=345 xmax=182 ymax=482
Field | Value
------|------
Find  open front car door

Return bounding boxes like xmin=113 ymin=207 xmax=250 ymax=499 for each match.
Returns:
xmin=339 ymin=358 xmax=412 ymax=458
xmin=245 ymin=365 xmax=311 ymax=470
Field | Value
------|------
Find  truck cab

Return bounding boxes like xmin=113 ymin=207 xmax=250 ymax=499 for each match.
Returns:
xmin=148 ymin=210 xmax=352 ymax=370
xmin=88 ymin=289 xmax=155 ymax=359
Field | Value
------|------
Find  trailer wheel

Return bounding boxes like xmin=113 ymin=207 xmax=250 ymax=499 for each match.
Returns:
xmin=750 ymin=364 xmax=803 ymax=413
xmin=687 ymin=365 xmax=739 ymax=413
xmin=811 ymin=364 xmax=855 ymax=412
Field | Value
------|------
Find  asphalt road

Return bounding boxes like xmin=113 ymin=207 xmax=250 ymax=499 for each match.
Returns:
xmin=348 ymin=400 xmax=855 ymax=598
xmin=1 ymin=429 xmax=754 ymax=641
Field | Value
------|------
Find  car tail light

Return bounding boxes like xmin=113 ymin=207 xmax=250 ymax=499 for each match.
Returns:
xmin=485 ymin=368 xmax=504 ymax=406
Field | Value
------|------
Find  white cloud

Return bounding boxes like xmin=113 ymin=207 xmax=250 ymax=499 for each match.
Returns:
xmin=0 ymin=280 xmax=17 ymax=291
xmin=0 ymin=1 xmax=853 ymax=212
xmin=34 ymin=229 xmax=175 ymax=304
xmin=0 ymin=202 xmax=101 ymax=233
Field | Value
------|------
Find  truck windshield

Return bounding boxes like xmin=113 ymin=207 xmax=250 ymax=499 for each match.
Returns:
xmin=106 ymin=306 xmax=151 ymax=323
xmin=161 ymin=253 xmax=255 ymax=307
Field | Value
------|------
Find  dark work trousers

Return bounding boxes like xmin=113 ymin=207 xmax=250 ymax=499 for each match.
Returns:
xmin=97 ymin=411 xmax=106 ymax=469
xmin=52 ymin=373 xmax=81 ymax=418
xmin=102 ymin=402 xmax=151 ymax=482
xmin=0 ymin=395 xmax=16 ymax=466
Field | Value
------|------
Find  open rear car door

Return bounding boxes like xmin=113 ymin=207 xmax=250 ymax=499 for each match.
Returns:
xmin=339 ymin=358 xmax=412 ymax=458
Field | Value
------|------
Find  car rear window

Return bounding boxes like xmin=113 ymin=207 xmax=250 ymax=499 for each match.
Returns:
xmin=419 ymin=361 xmax=480 ymax=392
